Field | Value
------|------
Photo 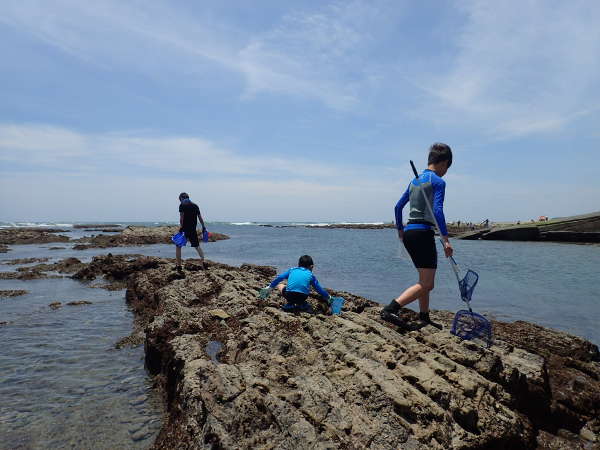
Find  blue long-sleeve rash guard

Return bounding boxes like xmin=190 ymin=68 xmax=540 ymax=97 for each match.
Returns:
xmin=395 ymin=169 xmax=448 ymax=236
xmin=269 ymin=267 xmax=330 ymax=299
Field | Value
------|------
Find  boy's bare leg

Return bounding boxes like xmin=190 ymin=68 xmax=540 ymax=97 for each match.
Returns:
xmin=418 ymin=290 xmax=430 ymax=314
xmin=176 ymin=246 xmax=182 ymax=268
xmin=394 ymin=268 xmax=435 ymax=307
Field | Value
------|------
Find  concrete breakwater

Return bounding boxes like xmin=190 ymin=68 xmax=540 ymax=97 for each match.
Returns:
xmin=51 ymin=254 xmax=598 ymax=449
xmin=457 ymin=212 xmax=600 ymax=243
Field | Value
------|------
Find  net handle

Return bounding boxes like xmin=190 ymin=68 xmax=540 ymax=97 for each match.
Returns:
xmin=409 ymin=160 xmax=472 ymax=311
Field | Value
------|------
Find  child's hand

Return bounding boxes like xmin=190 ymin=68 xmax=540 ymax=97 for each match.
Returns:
xmin=258 ymin=286 xmax=272 ymax=299
xmin=443 ymin=241 xmax=453 ymax=258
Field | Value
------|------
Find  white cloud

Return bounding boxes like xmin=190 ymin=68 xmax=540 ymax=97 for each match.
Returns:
xmin=238 ymin=1 xmax=389 ymax=109
xmin=0 ymin=124 xmax=86 ymax=156
xmin=0 ymin=170 xmax=398 ymax=222
xmin=0 ymin=0 xmax=391 ymax=111
xmin=0 ymin=123 xmax=359 ymax=179
xmin=410 ymin=0 xmax=600 ymax=138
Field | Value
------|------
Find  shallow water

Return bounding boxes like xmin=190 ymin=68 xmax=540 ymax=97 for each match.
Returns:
xmin=1 ymin=222 xmax=599 ymax=449
xmin=0 ymin=252 xmax=163 ymax=449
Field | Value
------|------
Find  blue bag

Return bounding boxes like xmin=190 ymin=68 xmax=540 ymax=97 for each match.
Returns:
xmin=329 ymin=296 xmax=345 ymax=315
xmin=171 ymin=231 xmax=187 ymax=247
xmin=202 ymin=229 xmax=209 ymax=243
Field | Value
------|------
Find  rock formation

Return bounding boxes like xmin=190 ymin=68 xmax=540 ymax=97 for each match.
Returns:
xmin=67 ymin=255 xmax=596 ymax=450
xmin=0 ymin=289 xmax=28 ymax=297
xmin=72 ymin=226 xmax=229 ymax=250
xmin=2 ymin=257 xmax=50 ymax=265
xmin=21 ymin=255 xmax=599 ymax=448
xmin=0 ymin=228 xmax=71 ymax=245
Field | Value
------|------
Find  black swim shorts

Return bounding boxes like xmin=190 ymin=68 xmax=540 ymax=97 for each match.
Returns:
xmin=403 ymin=229 xmax=437 ymax=269
xmin=282 ymin=287 xmax=309 ymax=305
xmin=183 ymin=228 xmax=200 ymax=247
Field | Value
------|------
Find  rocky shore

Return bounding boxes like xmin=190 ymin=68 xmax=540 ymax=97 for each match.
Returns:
xmin=0 ymin=228 xmax=71 ymax=245
xmin=0 ymin=226 xmax=230 ymax=252
xmin=73 ymin=226 xmax=229 ymax=250
xmin=37 ymin=254 xmax=597 ymax=449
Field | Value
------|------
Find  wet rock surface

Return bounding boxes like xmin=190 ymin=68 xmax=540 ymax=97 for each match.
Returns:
xmin=0 ymin=228 xmax=71 ymax=245
xmin=22 ymin=255 xmax=599 ymax=448
xmin=0 ymin=289 xmax=29 ymax=298
xmin=55 ymin=255 xmax=594 ymax=450
xmin=0 ymin=270 xmax=59 ymax=280
xmin=0 ymin=244 xmax=9 ymax=253
xmin=2 ymin=257 xmax=50 ymax=265
xmin=72 ymin=226 xmax=229 ymax=250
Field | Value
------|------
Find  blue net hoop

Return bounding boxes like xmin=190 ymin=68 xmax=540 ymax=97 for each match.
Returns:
xmin=329 ymin=296 xmax=344 ymax=315
xmin=459 ymin=269 xmax=479 ymax=303
xmin=451 ymin=309 xmax=493 ymax=347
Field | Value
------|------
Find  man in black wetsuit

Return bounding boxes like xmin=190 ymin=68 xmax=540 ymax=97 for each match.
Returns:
xmin=176 ymin=192 xmax=207 ymax=270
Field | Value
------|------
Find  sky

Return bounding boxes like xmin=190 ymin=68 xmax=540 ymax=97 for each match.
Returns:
xmin=1 ymin=0 xmax=599 ymax=223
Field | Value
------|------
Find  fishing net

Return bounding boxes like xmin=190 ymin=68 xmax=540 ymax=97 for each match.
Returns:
xmin=451 ymin=310 xmax=493 ymax=347
xmin=328 ymin=296 xmax=345 ymax=315
xmin=458 ymin=269 xmax=479 ymax=303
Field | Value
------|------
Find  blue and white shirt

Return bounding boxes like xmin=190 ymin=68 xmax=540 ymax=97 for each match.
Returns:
xmin=395 ymin=169 xmax=448 ymax=236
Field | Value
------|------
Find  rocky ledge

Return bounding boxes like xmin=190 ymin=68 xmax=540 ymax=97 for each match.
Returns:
xmin=73 ymin=226 xmax=229 ymax=250
xmin=0 ymin=228 xmax=71 ymax=245
xmin=0 ymin=289 xmax=29 ymax=298
xmin=56 ymin=255 xmax=596 ymax=450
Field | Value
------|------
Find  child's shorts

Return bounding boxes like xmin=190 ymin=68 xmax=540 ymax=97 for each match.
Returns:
xmin=282 ymin=287 xmax=309 ymax=305
xmin=403 ymin=229 xmax=437 ymax=269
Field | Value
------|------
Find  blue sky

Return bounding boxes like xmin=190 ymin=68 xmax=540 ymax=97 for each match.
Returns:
xmin=1 ymin=0 xmax=599 ymax=222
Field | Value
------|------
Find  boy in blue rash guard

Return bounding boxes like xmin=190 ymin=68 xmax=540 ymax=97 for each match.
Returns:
xmin=381 ymin=143 xmax=454 ymax=325
xmin=264 ymin=255 xmax=331 ymax=313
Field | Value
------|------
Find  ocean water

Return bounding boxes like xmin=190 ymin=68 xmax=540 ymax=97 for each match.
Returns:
xmin=205 ymin=223 xmax=600 ymax=346
xmin=1 ymin=221 xmax=599 ymax=448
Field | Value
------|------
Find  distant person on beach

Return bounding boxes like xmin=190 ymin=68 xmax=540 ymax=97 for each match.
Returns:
xmin=262 ymin=255 xmax=331 ymax=313
xmin=381 ymin=143 xmax=453 ymax=325
xmin=176 ymin=192 xmax=207 ymax=271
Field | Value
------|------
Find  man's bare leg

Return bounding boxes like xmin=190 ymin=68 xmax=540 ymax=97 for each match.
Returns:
xmin=176 ymin=246 xmax=182 ymax=269
xmin=194 ymin=245 xmax=206 ymax=268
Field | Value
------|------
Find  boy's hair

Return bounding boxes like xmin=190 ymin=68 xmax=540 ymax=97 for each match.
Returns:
xmin=428 ymin=143 xmax=452 ymax=168
xmin=298 ymin=255 xmax=314 ymax=268
xmin=179 ymin=192 xmax=190 ymax=200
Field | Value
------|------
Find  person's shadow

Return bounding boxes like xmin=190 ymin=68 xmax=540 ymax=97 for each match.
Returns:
xmin=387 ymin=316 xmax=443 ymax=332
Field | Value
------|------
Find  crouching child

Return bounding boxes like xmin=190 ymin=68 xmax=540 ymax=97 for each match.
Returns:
xmin=262 ymin=255 xmax=331 ymax=313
